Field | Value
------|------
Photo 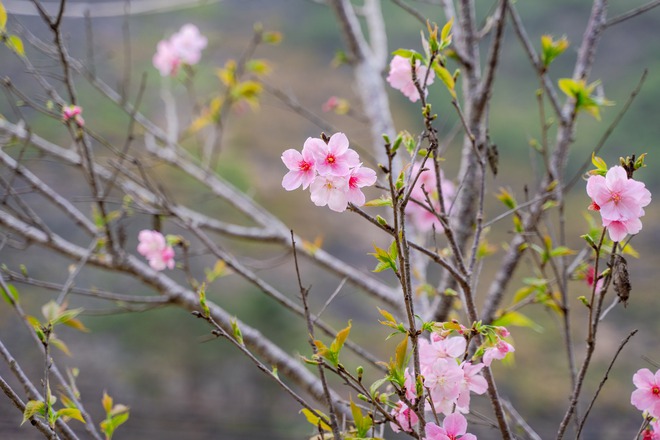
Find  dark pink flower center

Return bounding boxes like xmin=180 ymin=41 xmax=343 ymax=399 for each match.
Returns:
xmin=652 ymin=385 xmax=660 ymax=395
xmin=299 ymin=161 xmax=312 ymax=172
xmin=349 ymin=176 xmax=358 ymax=188
xmin=326 ymin=155 xmax=336 ymax=164
xmin=611 ymin=192 xmax=622 ymax=203
xmin=588 ymin=201 xmax=600 ymax=211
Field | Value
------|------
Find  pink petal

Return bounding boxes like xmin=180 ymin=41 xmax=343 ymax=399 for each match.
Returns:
xmin=327 ymin=132 xmax=349 ymax=155
xmin=634 ymin=369 xmax=655 ymax=388
xmin=282 ymin=171 xmax=304 ymax=191
xmin=443 ymin=412 xmax=467 ymax=436
xmin=586 ymin=175 xmax=610 ymax=206
xmin=603 ymin=219 xmax=628 ymax=242
xmin=281 ymin=149 xmax=303 ymax=170
xmin=343 ymin=149 xmax=360 ymax=168
xmin=605 ymin=166 xmax=628 ymax=189
xmin=346 ymin=187 xmax=366 ymax=206
xmin=632 ymin=389 xmax=657 ymax=411
xmin=425 ymin=422 xmax=447 ymax=440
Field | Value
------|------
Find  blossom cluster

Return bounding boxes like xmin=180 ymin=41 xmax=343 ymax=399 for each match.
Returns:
xmin=387 ymin=55 xmax=435 ymax=103
xmin=153 ymin=24 xmax=208 ymax=77
xmin=586 ymin=165 xmax=651 ymax=242
xmin=405 ymin=163 xmax=456 ymax=233
xmin=137 ymin=230 xmax=176 ymax=271
xmin=391 ymin=328 xmax=512 ymax=437
xmin=281 ymin=132 xmax=376 ymax=212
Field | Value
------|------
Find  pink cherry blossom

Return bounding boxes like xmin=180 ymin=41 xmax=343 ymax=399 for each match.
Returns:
xmin=309 ymin=175 xmax=349 ymax=212
xmin=643 ymin=420 xmax=660 ymax=440
xmin=425 ymin=358 xmax=463 ymax=414
xmin=631 ymin=368 xmax=660 ymax=417
xmin=420 ymin=336 xmax=467 ymax=373
xmin=587 ymin=166 xmax=651 ymax=220
xmin=310 ymin=132 xmax=359 ymax=177
xmin=346 ymin=164 xmax=377 ymax=206
xmin=586 ymin=165 xmax=651 ymax=241
xmin=456 ymin=362 xmax=488 ymax=412
xmin=602 ymin=216 xmax=643 ymax=242
xmin=585 ymin=265 xmax=604 ymax=293
xmin=425 ymin=413 xmax=477 ymax=440
xmin=62 ymin=105 xmax=85 ymax=127
xmin=153 ymin=24 xmax=207 ymax=76
xmin=406 ymin=164 xmax=455 ymax=233
xmin=387 ymin=55 xmax=435 ymax=103
xmin=281 ymin=140 xmax=317 ymax=190
xmin=137 ymin=230 xmax=175 ymax=271
xmin=483 ymin=340 xmax=515 ymax=366
xmin=170 ymin=24 xmax=208 ymax=65
xmin=390 ymin=400 xmax=419 ymax=433
xmin=153 ymin=39 xmax=181 ymax=76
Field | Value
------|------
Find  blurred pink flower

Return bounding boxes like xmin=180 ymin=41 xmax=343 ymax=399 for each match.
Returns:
xmin=153 ymin=39 xmax=181 ymax=76
xmin=425 ymin=412 xmax=477 ymax=440
xmin=153 ymin=24 xmax=207 ymax=76
xmin=387 ymin=55 xmax=435 ymax=102
xmin=456 ymin=362 xmax=487 ymax=412
xmin=62 ymin=105 xmax=84 ymax=127
xmin=137 ymin=230 xmax=175 ymax=271
xmin=406 ymin=164 xmax=455 ymax=233
xmin=170 ymin=24 xmax=208 ymax=65
xmin=632 ymin=368 xmax=660 ymax=417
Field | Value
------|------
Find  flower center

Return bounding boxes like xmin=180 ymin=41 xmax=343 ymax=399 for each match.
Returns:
xmin=300 ymin=161 xmax=311 ymax=172
xmin=326 ymin=155 xmax=336 ymax=164
xmin=652 ymin=385 xmax=660 ymax=395
xmin=611 ymin=192 xmax=622 ymax=204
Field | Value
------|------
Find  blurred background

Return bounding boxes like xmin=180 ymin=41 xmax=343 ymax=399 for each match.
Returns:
xmin=1 ymin=0 xmax=660 ymax=438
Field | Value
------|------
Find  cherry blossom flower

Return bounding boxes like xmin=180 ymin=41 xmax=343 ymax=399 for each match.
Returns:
xmin=631 ymin=368 xmax=660 ymax=417
xmin=310 ymin=132 xmax=359 ymax=177
xmin=483 ymin=340 xmax=515 ymax=366
xmin=62 ymin=105 xmax=85 ymax=127
xmin=309 ymin=175 xmax=349 ymax=212
xmin=281 ymin=141 xmax=317 ymax=190
xmin=425 ymin=412 xmax=477 ymax=440
xmin=387 ymin=55 xmax=435 ymax=102
xmin=601 ymin=216 xmax=643 ymax=242
xmin=346 ymin=164 xmax=377 ymax=206
xmin=456 ymin=362 xmax=488 ymax=412
xmin=153 ymin=24 xmax=207 ymax=76
xmin=153 ymin=39 xmax=181 ymax=76
xmin=390 ymin=400 xmax=418 ymax=433
xmin=586 ymin=165 xmax=651 ymax=241
xmin=425 ymin=358 xmax=463 ymax=414
xmin=137 ymin=230 xmax=176 ymax=271
xmin=642 ymin=420 xmax=660 ymax=440
xmin=406 ymin=164 xmax=455 ymax=233
xmin=585 ymin=265 xmax=604 ymax=293
xmin=419 ymin=336 xmax=467 ymax=372
xmin=170 ymin=24 xmax=208 ymax=65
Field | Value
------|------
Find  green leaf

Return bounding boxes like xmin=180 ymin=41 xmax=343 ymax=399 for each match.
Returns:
xmin=56 ymin=408 xmax=85 ymax=423
xmin=0 ymin=1 xmax=6 ymax=31
xmin=102 ymin=392 xmax=113 ymax=413
xmin=432 ymin=62 xmax=456 ymax=99
xmin=7 ymin=35 xmax=25 ymax=57
xmin=246 ymin=59 xmax=272 ymax=76
xmin=330 ymin=321 xmax=351 ymax=355
xmin=369 ymin=377 xmax=389 ymax=398
xmin=231 ymin=318 xmax=244 ymax=346
xmin=300 ymin=408 xmax=332 ymax=432
xmin=21 ymin=400 xmax=45 ymax=425
xmin=109 ymin=411 xmax=129 ymax=430
xmin=541 ymin=35 xmax=569 ymax=67
xmin=50 ymin=336 xmax=72 ymax=356
xmin=0 ymin=282 xmax=19 ymax=305
xmin=441 ymin=18 xmax=454 ymax=45
xmin=493 ymin=311 xmax=543 ymax=332
xmin=364 ymin=197 xmax=393 ymax=207
xmin=391 ymin=48 xmax=416 ymax=59
xmin=591 ymin=152 xmax=608 ymax=171
xmin=51 ymin=308 xmax=84 ymax=327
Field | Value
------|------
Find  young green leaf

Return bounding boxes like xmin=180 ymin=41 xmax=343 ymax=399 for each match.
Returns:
xmin=21 ymin=400 xmax=45 ymax=425
xmin=300 ymin=408 xmax=332 ymax=432
xmin=0 ymin=1 xmax=6 ymax=31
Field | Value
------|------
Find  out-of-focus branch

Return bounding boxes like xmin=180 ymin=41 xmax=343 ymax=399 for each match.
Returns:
xmin=0 ymin=208 xmax=353 ymax=420
xmin=5 ymin=0 xmax=221 ymax=18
